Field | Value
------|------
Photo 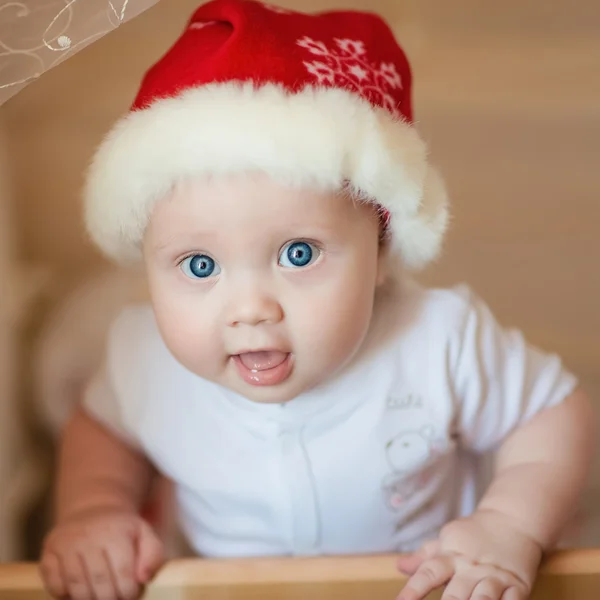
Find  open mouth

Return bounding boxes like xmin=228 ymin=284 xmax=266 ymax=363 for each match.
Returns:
xmin=232 ymin=350 xmax=294 ymax=386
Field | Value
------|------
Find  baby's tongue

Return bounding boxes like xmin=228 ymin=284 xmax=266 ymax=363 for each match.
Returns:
xmin=238 ymin=351 xmax=288 ymax=372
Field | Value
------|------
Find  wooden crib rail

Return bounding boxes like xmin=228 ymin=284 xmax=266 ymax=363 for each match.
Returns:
xmin=1 ymin=550 xmax=599 ymax=599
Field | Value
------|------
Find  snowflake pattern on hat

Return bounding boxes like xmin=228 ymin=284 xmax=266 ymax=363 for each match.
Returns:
xmin=297 ymin=36 xmax=403 ymax=117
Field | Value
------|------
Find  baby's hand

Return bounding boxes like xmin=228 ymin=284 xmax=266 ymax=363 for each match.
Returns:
xmin=40 ymin=509 xmax=165 ymax=600
xmin=396 ymin=510 xmax=543 ymax=600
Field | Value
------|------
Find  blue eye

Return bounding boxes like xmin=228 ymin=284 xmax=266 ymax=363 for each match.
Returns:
xmin=279 ymin=241 xmax=318 ymax=268
xmin=180 ymin=254 xmax=220 ymax=279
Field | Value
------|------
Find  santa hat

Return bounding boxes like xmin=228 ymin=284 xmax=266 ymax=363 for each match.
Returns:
xmin=84 ymin=0 xmax=449 ymax=270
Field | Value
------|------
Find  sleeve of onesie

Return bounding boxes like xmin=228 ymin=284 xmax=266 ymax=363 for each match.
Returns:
xmin=450 ymin=286 xmax=579 ymax=454
xmin=81 ymin=309 xmax=144 ymax=449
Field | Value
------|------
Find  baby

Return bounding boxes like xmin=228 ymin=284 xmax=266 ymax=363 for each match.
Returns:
xmin=40 ymin=2 xmax=595 ymax=600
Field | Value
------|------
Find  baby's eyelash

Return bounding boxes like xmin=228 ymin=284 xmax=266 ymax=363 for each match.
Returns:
xmin=176 ymin=251 xmax=210 ymax=265
xmin=282 ymin=238 xmax=324 ymax=251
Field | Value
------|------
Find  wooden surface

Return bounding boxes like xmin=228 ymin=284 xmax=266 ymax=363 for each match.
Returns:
xmin=1 ymin=550 xmax=599 ymax=599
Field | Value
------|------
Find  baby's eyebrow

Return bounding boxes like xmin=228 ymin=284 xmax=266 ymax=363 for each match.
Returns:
xmin=150 ymin=220 xmax=345 ymax=255
xmin=273 ymin=221 xmax=341 ymax=236
xmin=151 ymin=232 xmax=215 ymax=253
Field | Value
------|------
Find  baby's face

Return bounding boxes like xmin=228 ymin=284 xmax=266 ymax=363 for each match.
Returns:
xmin=143 ymin=172 xmax=384 ymax=403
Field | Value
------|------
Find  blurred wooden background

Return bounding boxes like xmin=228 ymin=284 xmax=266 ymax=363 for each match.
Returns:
xmin=1 ymin=0 xmax=599 ymax=554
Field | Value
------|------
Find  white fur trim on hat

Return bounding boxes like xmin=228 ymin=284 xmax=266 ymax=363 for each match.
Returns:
xmin=84 ymin=82 xmax=449 ymax=269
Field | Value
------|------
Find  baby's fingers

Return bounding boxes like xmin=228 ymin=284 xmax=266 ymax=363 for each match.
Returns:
xmin=501 ymin=587 xmax=527 ymax=600
xmin=397 ymin=557 xmax=455 ymax=600
xmin=83 ymin=548 xmax=120 ymax=600
xmin=441 ymin=572 xmax=481 ymax=600
xmin=397 ymin=541 xmax=440 ymax=576
xmin=105 ymin=543 xmax=140 ymax=600
xmin=39 ymin=552 xmax=66 ymax=598
xmin=468 ymin=577 xmax=514 ymax=600
xmin=135 ymin=520 xmax=165 ymax=584
xmin=61 ymin=552 xmax=93 ymax=600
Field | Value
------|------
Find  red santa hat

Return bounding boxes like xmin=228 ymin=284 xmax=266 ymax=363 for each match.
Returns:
xmin=84 ymin=0 xmax=449 ymax=270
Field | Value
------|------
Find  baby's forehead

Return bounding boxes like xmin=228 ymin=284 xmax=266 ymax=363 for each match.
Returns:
xmin=167 ymin=172 xmax=375 ymax=221
xmin=147 ymin=173 xmax=381 ymax=250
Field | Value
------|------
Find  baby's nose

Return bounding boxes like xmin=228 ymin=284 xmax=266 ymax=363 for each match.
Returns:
xmin=227 ymin=286 xmax=284 ymax=327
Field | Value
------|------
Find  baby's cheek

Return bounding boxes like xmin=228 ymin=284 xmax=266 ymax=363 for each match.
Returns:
xmin=333 ymin=296 xmax=374 ymax=348
xmin=300 ymin=301 xmax=371 ymax=369
xmin=179 ymin=336 xmax=219 ymax=375
xmin=155 ymin=313 xmax=216 ymax=373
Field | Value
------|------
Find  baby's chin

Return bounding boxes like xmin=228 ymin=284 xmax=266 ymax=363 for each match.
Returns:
xmin=224 ymin=377 xmax=312 ymax=405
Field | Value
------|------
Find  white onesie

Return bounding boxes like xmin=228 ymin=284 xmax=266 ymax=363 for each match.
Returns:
xmin=83 ymin=280 xmax=577 ymax=557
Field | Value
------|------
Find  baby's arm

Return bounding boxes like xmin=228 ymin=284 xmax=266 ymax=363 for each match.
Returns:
xmin=55 ymin=406 xmax=153 ymax=521
xmin=398 ymin=387 xmax=596 ymax=600
xmin=477 ymin=386 xmax=595 ymax=550
xmin=40 ymin=407 xmax=165 ymax=600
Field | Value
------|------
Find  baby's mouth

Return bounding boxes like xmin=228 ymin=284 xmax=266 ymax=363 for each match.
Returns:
xmin=237 ymin=350 xmax=288 ymax=371
xmin=232 ymin=350 xmax=294 ymax=386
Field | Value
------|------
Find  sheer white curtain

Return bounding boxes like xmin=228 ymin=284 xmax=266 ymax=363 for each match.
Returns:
xmin=0 ymin=0 xmax=160 ymax=105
